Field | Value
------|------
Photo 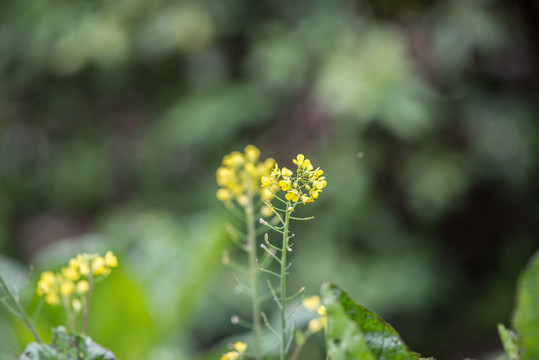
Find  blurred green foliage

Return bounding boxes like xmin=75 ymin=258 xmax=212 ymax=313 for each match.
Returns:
xmin=1 ymin=0 xmax=538 ymax=359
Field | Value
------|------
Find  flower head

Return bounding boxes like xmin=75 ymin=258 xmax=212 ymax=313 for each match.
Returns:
xmin=220 ymin=351 xmax=239 ymax=360
xmin=303 ymin=295 xmax=327 ymax=333
xmin=260 ymin=154 xmax=327 ymax=207
xmin=36 ymin=251 xmax=118 ymax=312
xmin=302 ymin=295 xmax=320 ymax=311
xmin=217 ymin=145 xmax=277 ymax=205
xmin=233 ymin=341 xmax=247 ymax=354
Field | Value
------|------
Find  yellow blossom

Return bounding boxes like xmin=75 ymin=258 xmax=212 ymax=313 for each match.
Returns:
xmin=60 ymin=280 xmax=75 ymax=296
xmin=104 ymin=251 xmax=118 ymax=267
xmin=79 ymin=261 xmax=90 ymax=276
xmin=62 ymin=265 xmax=80 ymax=282
xmin=260 ymin=153 xmax=327 ymax=207
xmin=270 ymin=164 xmax=281 ymax=179
xmin=45 ymin=293 xmax=60 ymax=306
xmin=317 ymin=305 xmax=326 ymax=316
xmin=220 ymin=351 xmax=239 ymax=360
xmin=37 ymin=271 xmax=56 ymax=296
xmin=217 ymin=145 xmax=275 ymax=204
xmin=281 ymin=167 xmax=293 ymax=177
xmin=217 ymin=188 xmax=232 ymax=201
xmin=279 ymin=179 xmax=291 ymax=191
xmin=261 ymin=205 xmax=274 ymax=217
xmin=285 ymin=190 xmax=299 ymax=202
xmin=308 ymin=317 xmax=324 ymax=332
xmin=233 ymin=341 xmax=247 ymax=354
xmin=260 ymin=177 xmax=273 ymax=187
xmin=223 ymin=151 xmax=244 ymax=167
xmin=91 ymin=256 xmax=106 ymax=275
xmin=244 ymin=145 xmax=260 ymax=162
xmin=76 ymin=280 xmax=90 ymax=294
xmin=302 ymin=295 xmax=320 ymax=311
xmin=260 ymin=188 xmax=274 ymax=202
xmin=72 ymin=299 xmax=82 ymax=312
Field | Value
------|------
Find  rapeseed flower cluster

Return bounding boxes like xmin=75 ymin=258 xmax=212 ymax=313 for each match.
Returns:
xmin=220 ymin=341 xmax=247 ymax=360
xmin=216 ymin=145 xmax=277 ymax=210
xmin=36 ymin=251 xmax=118 ymax=310
xmin=302 ymin=295 xmax=327 ymax=333
xmin=261 ymin=154 xmax=327 ymax=206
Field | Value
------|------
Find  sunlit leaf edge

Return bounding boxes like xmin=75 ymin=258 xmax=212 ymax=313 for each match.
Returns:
xmin=322 ymin=282 xmax=435 ymax=360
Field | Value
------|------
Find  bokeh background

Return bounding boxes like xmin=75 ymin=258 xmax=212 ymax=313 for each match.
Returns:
xmin=1 ymin=0 xmax=538 ymax=359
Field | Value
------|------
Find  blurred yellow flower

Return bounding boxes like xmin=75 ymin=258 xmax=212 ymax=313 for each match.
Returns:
xmin=216 ymin=145 xmax=275 ymax=205
xmin=72 ymin=299 xmax=82 ymax=312
xmin=233 ymin=341 xmax=247 ymax=354
xmin=36 ymin=251 xmax=117 ymax=311
xmin=104 ymin=251 xmax=118 ymax=267
xmin=76 ymin=280 xmax=90 ymax=294
xmin=220 ymin=351 xmax=239 ymax=360
xmin=60 ymin=280 xmax=75 ymax=296
xmin=308 ymin=317 xmax=324 ymax=332
xmin=45 ymin=293 xmax=60 ymax=306
xmin=302 ymin=295 xmax=320 ymax=311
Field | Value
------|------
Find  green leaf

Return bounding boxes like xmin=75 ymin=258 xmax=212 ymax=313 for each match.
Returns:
xmin=18 ymin=342 xmax=57 ymax=360
xmin=19 ymin=326 xmax=116 ymax=360
xmin=513 ymin=251 xmax=539 ymax=360
xmin=322 ymin=283 xmax=434 ymax=360
xmin=498 ymin=323 xmax=520 ymax=360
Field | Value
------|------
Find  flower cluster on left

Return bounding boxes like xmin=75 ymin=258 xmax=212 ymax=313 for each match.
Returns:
xmin=36 ymin=251 xmax=118 ymax=333
xmin=216 ymin=145 xmax=277 ymax=215
xmin=0 ymin=250 xmax=119 ymax=358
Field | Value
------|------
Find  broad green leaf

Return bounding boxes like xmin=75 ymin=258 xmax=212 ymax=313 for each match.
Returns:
xmin=513 ymin=251 xmax=539 ymax=360
xmin=322 ymin=283 xmax=434 ymax=360
xmin=497 ymin=323 xmax=520 ymax=360
xmin=18 ymin=343 xmax=57 ymax=360
xmin=19 ymin=326 xmax=116 ymax=360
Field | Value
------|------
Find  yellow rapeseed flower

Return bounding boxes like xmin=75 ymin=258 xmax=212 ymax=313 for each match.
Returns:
xmin=61 ymin=265 xmax=80 ymax=282
xmin=262 ymin=153 xmax=327 ymax=207
xmin=220 ymin=351 xmax=239 ymax=360
xmin=104 ymin=251 xmax=118 ymax=267
xmin=233 ymin=341 xmax=247 ymax=354
xmin=76 ymin=280 xmax=90 ymax=294
xmin=45 ymin=293 xmax=60 ymax=306
xmin=302 ymin=295 xmax=320 ymax=311
xmin=60 ymin=280 xmax=75 ymax=296
xmin=281 ymin=167 xmax=293 ymax=177
xmin=244 ymin=145 xmax=260 ymax=162
xmin=216 ymin=145 xmax=275 ymax=205
xmin=72 ymin=299 xmax=82 ymax=312
xmin=308 ymin=317 xmax=324 ymax=332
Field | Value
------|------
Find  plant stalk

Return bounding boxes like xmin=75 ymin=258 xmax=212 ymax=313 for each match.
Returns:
xmin=0 ymin=272 xmax=43 ymax=343
xmin=280 ymin=205 xmax=291 ymax=360
xmin=82 ymin=273 xmax=94 ymax=334
xmin=245 ymin=198 xmax=262 ymax=360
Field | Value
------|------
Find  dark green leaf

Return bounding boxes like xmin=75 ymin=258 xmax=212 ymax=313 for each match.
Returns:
xmin=513 ymin=251 xmax=539 ymax=360
xmin=498 ymin=323 xmax=520 ymax=360
xmin=322 ymin=283 xmax=434 ymax=360
xmin=19 ymin=326 xmax=116 ymax=360
xmin=18 ymin=343 xmax=57 ymax=360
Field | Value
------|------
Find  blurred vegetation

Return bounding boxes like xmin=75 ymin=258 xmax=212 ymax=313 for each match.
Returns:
xmin=1 ymin=0 xmax=538 ymax=359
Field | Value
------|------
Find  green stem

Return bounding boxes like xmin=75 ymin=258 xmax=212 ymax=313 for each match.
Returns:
xmin=62 ymin=295 xmax=74 ymax=333
xmin=245 ymin=198 xmax=262 ymax=360
xmin=289 ymin=330 xmax=313 ymax=360
xmin=82 ymin=274 xmax=94 ymax=334
xmin=280 ymin=205 xmax=291 ymax=360
xmin=0 ymin=272 xmax=43 ymax=343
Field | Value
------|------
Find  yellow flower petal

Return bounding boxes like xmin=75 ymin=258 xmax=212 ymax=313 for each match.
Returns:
xmin=233 ymin=341 xmax=247 ymax=354
xmin=302 ymin=295 xmax=320 ymax=311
